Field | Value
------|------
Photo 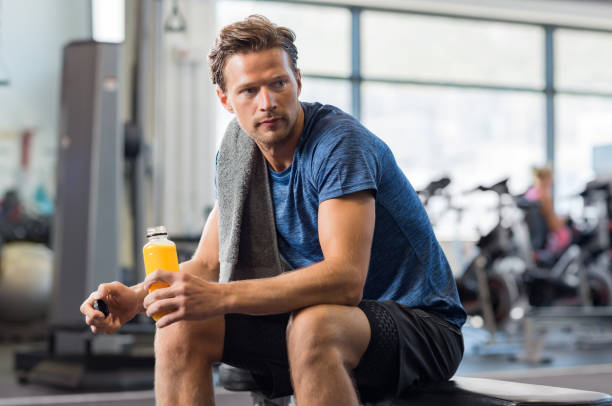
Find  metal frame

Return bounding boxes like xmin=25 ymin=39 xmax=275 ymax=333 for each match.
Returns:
xmin=545 ymin=25 xmax=556 ymax=171
xmin=350 ymin=6 xmax=361 ymax=119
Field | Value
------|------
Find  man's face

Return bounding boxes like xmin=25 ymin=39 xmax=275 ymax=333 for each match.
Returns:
xmin=217 ymin=48 xmax=302 ymax=149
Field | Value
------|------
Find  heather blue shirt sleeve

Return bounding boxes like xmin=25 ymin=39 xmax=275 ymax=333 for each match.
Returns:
xmin=310 ymin=124 xmax=381 ymax=204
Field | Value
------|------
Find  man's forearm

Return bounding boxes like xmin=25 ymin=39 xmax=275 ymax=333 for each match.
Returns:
xmin=219 ymin=259 xmax=365 ymax=316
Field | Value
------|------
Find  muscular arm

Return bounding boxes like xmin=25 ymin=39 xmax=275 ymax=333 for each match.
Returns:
xmin=220 ymin=189 xmax=375 ymax=315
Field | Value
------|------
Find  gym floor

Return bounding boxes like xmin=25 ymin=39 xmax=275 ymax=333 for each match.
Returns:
xmin=0 ymin=325 xmax=611 ymax=405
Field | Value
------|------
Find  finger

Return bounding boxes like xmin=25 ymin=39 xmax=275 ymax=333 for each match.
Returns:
xmin=86 ymin=313 xmax=107 ymax=325
xmin=143 ymin=270 xmax=178 ymax=292
xmin=155 ymin=308 xmax=184 ymax=329
xmin=90 ymin=303 xmax=107 ymax=320
xmin=94 ymin=283 xmax=112 ymax=300
xmin=81 ymin=292 xmax=102 ymax=318
xmin=91 ymin=325 xmax=112 ymax=335
xmin=86 ymin=314 xmax=110 ymax=332
xmin=90 ymin=323 xmax=112 ymax=334
xmin=88 ymin=313 xmax=112 ymax=328
xmin=143 ymin=285 xmax=178 ymax=309
xmin=145 ymin=298 xmax=178 ymax=319
xmin=90 ymin=318 xmax=120 ymax=334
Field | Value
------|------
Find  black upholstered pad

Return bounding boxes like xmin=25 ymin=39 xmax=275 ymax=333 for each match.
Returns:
xmin=218 ymin=364 xmax=612 ymax=406
xmin=218 ymin=364 xmax=261 ymax=392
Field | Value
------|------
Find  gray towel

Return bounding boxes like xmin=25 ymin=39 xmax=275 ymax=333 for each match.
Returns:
xmin=217 ymin=118 xmax=286 ymax=282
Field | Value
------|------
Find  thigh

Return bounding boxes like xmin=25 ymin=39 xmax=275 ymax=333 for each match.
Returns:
xmin=353 ymin=301 xmax=464 ymax=403
xmin=353 ymin=300 xmax=400 ymax=402
xmin=221 ymin=305 xmax=372 ymax=399
xmin=392 ymin=304 xmax=464 ymax=397
xmin=221 ymin=312 xmax=293 ymax=398
xmin=288 ymin=303 xmax=371 ymax=372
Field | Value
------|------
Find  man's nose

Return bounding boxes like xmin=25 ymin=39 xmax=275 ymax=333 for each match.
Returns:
xmin=258 ymin=87 xmax=276 ymax=111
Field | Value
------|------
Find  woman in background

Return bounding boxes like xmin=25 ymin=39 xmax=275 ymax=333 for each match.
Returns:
xmin=524 ymin=166 xmax=572 ymax=255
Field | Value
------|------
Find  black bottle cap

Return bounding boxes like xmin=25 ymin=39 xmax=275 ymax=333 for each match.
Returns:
xmin=93 ymin=299 xmax=109 ymax=318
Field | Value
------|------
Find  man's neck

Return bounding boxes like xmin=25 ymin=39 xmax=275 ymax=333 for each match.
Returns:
xmin=259 ymin=105 xmax=305 ymax=172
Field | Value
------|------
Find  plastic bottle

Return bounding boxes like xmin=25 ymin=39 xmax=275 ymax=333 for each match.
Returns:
xmin=142 ymin=226 xmax=179 ymax=321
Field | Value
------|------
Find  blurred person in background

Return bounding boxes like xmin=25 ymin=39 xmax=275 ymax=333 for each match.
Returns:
xmin=524 ymin=165 xmax=573 ymax=255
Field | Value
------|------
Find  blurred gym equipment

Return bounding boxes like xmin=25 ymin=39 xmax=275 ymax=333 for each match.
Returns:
xmin=15 ymin=40 xmax=155 ymax=390
xmin=0 ymin=242 xmax=52 ymax=322
xmin=457 ymin=179 xmax=531 ymax=336
xmin=51 ymin=40 xmax=122 ymax=326
xmin=0 ymin=187 xmax=53 ymax=330
xmin=458 ymin=178 xmax=612 ymax=335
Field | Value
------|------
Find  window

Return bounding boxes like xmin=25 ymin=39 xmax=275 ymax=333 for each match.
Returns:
xmin=92 ymin=0 xmax=125 ymax=43
xmin=362 ymin=84 xmax=545 ymax=193
xmin=556 ymin=29 xmax=612 ymax=92
xmin=554 ymin=29 xmax=612 ymax=214
xmin=362 ymin=11 xmax=544 ymax=88
xmin=360 ymin=10 xmax=546 ymax=205
xmin=299 ymin=77 xmax=351 ymax=113
xmin=556 ymin=96 xmax=612 ymax=208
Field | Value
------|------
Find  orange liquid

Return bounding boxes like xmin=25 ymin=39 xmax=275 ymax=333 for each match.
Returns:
xmin=143 ymin=240 xmax=179 ymax=321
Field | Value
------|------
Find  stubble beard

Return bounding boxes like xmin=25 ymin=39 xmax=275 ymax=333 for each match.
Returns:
xmin=252 ymin=115 xmax=296 ymax=150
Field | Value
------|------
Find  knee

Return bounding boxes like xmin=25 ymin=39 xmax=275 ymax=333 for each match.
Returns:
xmin=155 ymin=317 xmax=224 ymax=365
xmin=286 ymin=305 xmax=345 ymax=370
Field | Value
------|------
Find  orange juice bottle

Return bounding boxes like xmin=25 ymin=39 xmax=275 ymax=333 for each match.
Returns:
xmin=142 ymin=226 xmax=179 ymax=321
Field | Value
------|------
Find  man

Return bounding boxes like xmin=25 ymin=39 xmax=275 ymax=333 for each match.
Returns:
xmin=80 ymin=15 xmax=466 ymax=406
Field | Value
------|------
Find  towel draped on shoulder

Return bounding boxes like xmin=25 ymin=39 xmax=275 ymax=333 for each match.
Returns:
xmin=217 ymin=118 xmax=290 ymax=282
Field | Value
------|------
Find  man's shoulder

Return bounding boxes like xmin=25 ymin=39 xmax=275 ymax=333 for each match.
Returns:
xmin=303 ymin=102 xmax=360 ymax=132
xmin=302 ymin=102 xmax=373 ymax=148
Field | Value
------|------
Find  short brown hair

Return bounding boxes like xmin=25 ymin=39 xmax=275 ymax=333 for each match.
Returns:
xmin=208 ymin=15 xmax=298 ymax=92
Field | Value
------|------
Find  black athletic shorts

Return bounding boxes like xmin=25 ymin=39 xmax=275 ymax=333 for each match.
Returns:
xmin=220 ymin=300 xmax=464 ymax=403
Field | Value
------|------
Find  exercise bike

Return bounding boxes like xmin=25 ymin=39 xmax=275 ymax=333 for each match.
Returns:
xmin=515 ymin=185 xmax=612 ymax=308
xmin=458 ymin=178 xmax=612 ymax=337
xmin=456 ymin=179 xmax=531 ymax=333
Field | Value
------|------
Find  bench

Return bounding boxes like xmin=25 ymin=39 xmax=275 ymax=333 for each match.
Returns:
xmin=218 ymin=363 xmax=612 ymax=406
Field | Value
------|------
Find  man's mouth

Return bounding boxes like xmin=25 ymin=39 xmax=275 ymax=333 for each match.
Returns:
xmin=258 ymin=117 xmax=282 ymax=127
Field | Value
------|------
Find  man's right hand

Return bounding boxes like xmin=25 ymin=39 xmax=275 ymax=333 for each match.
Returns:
xmin=80 ymin=282 xmax=141 ymax=334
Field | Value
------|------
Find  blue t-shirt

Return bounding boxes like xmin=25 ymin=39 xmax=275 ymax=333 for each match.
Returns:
xmin=267 ymin=102 xmax=466 ymax=328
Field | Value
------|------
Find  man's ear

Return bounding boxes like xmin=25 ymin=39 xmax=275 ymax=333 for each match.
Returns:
xmin=216 ymin=87 xmax=234 ymax=114
xmin=295 ymin=68 xmax=302 ymax=97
